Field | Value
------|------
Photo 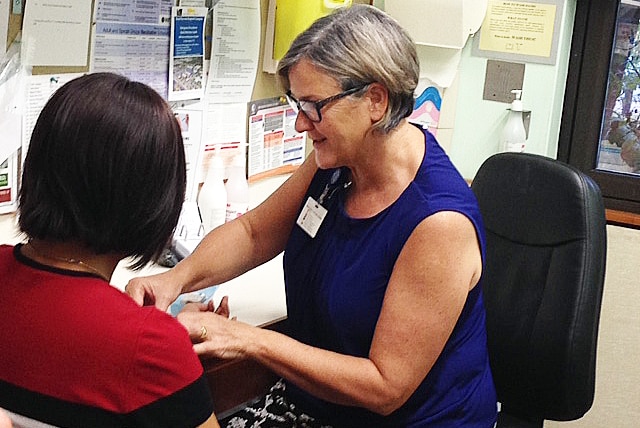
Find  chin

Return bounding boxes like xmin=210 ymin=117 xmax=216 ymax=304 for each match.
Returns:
xmin=313 ymin=150 xmax=339 ymax=170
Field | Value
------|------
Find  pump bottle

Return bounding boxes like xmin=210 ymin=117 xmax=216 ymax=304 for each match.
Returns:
xmin=225 ymin=153 xmax=250 ymax=222
xmin=501 ymin=89 xmax=527 ymax=152
xmin=198 ymin=154 xmax=227 ymax=233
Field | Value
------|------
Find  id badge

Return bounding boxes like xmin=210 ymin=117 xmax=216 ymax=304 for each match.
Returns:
xmin=296 ymin=197 xmax=327 ymax=238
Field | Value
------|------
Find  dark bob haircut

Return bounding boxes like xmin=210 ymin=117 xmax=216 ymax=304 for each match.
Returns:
xmin=18 ymin=72 xmax=186 ymax=269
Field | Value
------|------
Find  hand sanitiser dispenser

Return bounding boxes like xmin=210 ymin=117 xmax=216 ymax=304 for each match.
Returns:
xmin=501 ymin=89 xmax=527 ymax=153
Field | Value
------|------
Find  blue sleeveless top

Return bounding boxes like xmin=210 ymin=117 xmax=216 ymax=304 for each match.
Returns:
xmin=283 ymin=127 xmax=497 ymax=427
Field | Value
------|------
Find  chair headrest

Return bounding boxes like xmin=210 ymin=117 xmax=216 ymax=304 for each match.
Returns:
xmin=472 ymin=152 xmax=603 ymax=246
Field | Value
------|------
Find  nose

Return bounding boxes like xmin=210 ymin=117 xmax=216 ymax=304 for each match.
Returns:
xmin=294 ymin=110 xmax=315 ymax=133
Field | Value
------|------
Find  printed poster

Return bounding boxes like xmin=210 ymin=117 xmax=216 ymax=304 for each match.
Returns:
xmin=169 ymin=6 xmax=207 ymax=101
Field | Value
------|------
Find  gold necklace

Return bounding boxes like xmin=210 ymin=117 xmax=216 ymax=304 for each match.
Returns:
xmin=25 ymin=241 xmax=110 ymax=282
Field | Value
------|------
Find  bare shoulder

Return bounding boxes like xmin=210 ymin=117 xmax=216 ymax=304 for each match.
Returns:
xmin=410 ymin=210 xmax=478 ymax=246
xmin=398 ymin=210 xmax=482 ymax=291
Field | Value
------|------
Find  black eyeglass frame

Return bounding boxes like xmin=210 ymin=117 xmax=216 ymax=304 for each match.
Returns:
xmin=285 ymin=84 xmax=370 ymax=123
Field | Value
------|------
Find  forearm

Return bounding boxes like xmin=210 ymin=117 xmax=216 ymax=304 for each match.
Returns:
xmin=244 ymin=327 xmax=407 ymax=415
xmin=173 ymin=214 xmax=270 ymax=293
xmin=175 ymin=156 xmax=317 ymax=294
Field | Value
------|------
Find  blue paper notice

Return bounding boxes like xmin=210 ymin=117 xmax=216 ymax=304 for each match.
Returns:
xmin=169 ymin=6 xmax=208 ymax=101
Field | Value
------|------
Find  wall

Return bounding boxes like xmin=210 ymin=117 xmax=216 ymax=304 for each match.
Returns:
xmin=448 ymin=1 xmax=577 ymax=179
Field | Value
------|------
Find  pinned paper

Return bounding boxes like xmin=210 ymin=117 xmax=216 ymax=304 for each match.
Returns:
xmin=410 ymin=86 xmax=442 ymax=135
xmin=21 ymin=0 xmax=92 ymax=66
xmin=169 ymin=6 xmax=208 ymax=101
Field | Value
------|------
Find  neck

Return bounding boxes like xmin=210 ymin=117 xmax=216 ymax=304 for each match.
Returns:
xmin=345 ymin=122 xmax=425 ymax=217
xmin=23 ymin=240 xmax=120 ymax=282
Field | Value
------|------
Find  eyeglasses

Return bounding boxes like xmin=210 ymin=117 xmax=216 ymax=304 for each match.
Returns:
xmin=285 ymin=84 xmax=369 ymax=123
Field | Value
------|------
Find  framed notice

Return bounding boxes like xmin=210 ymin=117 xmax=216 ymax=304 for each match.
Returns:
xmin=472 ymin=0 xmax=563 ymax=65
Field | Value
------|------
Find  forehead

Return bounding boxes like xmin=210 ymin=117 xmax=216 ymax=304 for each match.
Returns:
xmin=288 ymin=59 xmax=341 ymax=98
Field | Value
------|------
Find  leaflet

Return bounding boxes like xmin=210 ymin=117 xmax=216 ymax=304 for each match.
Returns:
xmin=169 ymin=6 xmax=208 ymax=101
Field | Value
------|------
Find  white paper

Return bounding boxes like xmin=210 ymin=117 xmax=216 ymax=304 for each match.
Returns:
xmin=0 ymin=79 xmax=21 ymax=163
xmin=22 ymin=73 xmax=83 ymax=157
xmin=90 ymin=0 xmax=172 ymax=98
xmin=198 ymin=0 xmax=260 ymax=172
xmin=173 ymin=103 xmax=205 ymax=201
xmin=0 ymin=0 xmax=10 ymax=54
xmin=206 ymin=0 xmax=260 ymax=103
xmin=21 ymin=0 xmax=92 ymax=66
xmin=201 ymin=102 xmax=247 ymax=181
xmin=0 ymin=48 xmax=23 ymax=163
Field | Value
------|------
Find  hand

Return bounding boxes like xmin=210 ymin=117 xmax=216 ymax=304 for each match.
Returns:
xmin=177 ymin=308 xmax=252 ymax=360
xmin=125 ymin=270 xmax=182 ymax=311
xmin=180 ymin=296 xmax=231 ymax=319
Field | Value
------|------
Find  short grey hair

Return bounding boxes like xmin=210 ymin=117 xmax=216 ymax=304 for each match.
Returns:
xmin=277 ymin=5 xmax=419 ymax=134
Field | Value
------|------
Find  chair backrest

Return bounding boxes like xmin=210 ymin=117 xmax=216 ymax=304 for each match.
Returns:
xmin=471 ymin=152 xmax=607 ymax=427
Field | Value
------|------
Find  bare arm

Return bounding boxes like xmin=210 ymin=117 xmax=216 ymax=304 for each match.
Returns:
xmin=198 ymin=412 xmax=220 ymax=428
xmin=126 ymin=155 xmax=317 ymax=309
xmin=179 ymin=211 xmax=482 ymax=415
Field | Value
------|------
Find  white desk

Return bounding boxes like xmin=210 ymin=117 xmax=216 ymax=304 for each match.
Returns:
xmin=0 ymin=174 xmax=289 ymax=327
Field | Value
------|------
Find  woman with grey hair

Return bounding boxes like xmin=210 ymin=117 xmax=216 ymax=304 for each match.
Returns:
xmin=127 ymin=5 xmax=497 ymax=427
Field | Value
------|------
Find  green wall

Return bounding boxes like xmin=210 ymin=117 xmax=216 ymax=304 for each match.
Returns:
xmin=374 ymin=0 xmax=578 ymax=179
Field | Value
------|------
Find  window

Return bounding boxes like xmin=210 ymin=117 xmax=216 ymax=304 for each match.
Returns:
xmin=560 ymin=0 xmax=640 ymax=222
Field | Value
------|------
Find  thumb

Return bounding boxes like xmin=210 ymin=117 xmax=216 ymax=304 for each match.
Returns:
xmin=153 ymin=293 xmax=175 ymax=312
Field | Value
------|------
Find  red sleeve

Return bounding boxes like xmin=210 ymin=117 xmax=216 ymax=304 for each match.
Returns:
xmin=124 ymin=308 xmax=214 ymax=426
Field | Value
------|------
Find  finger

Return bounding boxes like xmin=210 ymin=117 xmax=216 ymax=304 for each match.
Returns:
xmin=192 ymin=342 xmax=209 ymax=356
xmin=124 ymin=282 xmax=146 ymax=306
xmin=180 ymin=302 xmax=208 ymax=313
xmin=177 ymin=313 xmax=207 ymax=342
xmin=215 ymin=296 xmax=230 ymax=317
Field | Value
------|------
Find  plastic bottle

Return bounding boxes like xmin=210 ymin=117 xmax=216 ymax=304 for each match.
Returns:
xmin=501 ymin=89 xmax=527 ymax=153
xmin=198 ymin=154 xmax=227 ymax=233
xmin=225 ymin=153 xmax=249 ymax=222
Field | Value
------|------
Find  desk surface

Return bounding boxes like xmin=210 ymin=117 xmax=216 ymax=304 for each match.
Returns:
xmin=0 ymin=174 xmax=289 ymax=327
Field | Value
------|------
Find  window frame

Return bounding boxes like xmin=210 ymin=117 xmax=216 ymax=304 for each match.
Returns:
xmin=559 ymin=0 xmax=640 ymax=223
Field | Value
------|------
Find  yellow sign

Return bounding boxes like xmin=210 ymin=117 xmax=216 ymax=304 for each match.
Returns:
xmin=274 ymin=0 xmax=352 ymax=60
xmin=479 ymin=1 xmax=557 ymax=58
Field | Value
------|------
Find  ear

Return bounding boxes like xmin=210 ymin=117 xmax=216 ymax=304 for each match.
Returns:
xmin=365 ymin=82 xmax=388 ymax=123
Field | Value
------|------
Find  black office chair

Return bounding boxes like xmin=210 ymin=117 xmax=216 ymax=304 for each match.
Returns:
xmin=471 ymin=152 xmax=607 ymax=427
